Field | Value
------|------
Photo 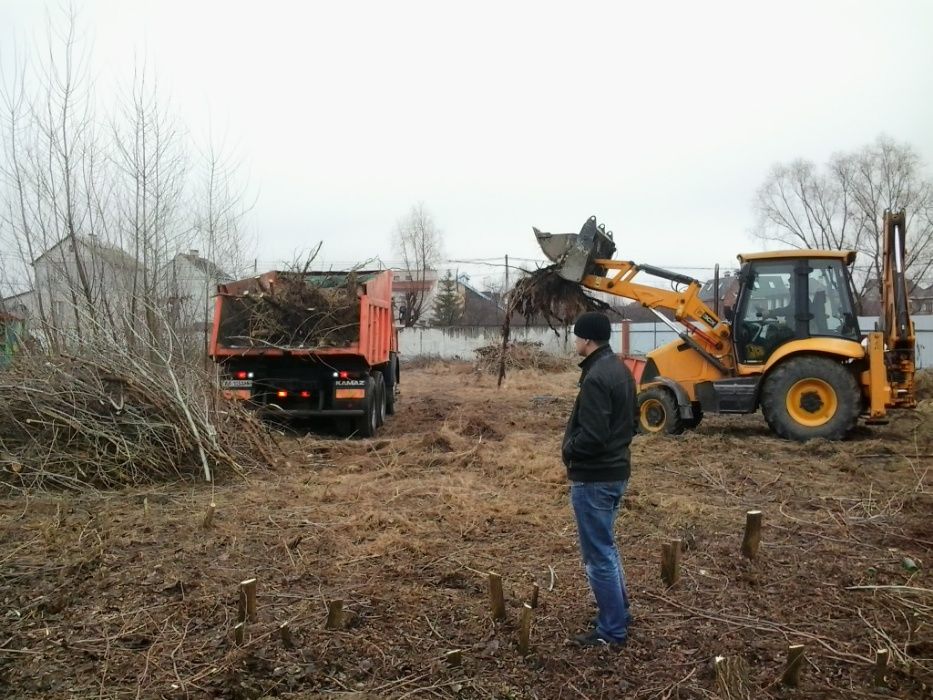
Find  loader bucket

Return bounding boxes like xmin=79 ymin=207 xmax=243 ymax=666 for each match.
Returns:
xmin=533 ymin=216 xmax=617 ymax=282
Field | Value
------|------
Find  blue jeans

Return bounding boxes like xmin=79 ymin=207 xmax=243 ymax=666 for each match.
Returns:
xmin=570 ymin=480 xmax=631 ymax=641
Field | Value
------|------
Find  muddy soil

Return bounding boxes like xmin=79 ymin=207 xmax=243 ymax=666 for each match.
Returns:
xmin=1 ymin=362 xmax=931 ymax=698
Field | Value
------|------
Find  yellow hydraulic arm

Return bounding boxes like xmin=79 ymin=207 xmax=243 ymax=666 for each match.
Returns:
xmin=582 ymin=259 xmax=734 ymax=371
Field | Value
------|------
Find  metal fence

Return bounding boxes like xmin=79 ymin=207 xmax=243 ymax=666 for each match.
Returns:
xmin=400 ymin=316 xmax=933 ymax=368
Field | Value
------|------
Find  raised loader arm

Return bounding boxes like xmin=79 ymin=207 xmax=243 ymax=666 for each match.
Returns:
xmin=881 ymin=210 xmax=916 ymax=407
xmin=535 ymin=216 xmax=733 ymax=370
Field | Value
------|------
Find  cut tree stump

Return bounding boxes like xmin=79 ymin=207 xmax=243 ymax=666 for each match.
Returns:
xmin=518 ymin=603 xmax=533 ymax=655
xmin=280 ymin=621 xmax=296 ymax=650
xmin=203 ymin=502 xmax=216 ymax=529
xmin=661 ymin=541 xmax=681 ymax=586
xmin=325 ymin=600 xmax=344 ymax=630
xmin=233 ymin=621 xmax=246 ymax=646
xmin=873 ymin=648 xmax=889 ymax=687
xmin=488 ymin=572 xmax=506 ymax=621
xmin=714 ymin=655 xmax=751 ymax=700
xmin=239 ymin=579 xmax=258 ymax=623
xmin=741 ymin=510 xmax=762 ymax=559
xmin=781 ymin=644 xmax=805 ymax=687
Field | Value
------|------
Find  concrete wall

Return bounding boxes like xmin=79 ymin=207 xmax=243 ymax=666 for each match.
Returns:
xmin=399 ymin=316 xmax=933 ymax=368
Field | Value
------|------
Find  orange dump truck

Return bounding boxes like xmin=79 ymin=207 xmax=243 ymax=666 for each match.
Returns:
xmin=209 ymin=269 xmax=399 ymax=436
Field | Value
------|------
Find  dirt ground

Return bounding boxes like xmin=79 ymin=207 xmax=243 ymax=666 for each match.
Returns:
xmin=1 ymin=363 xmax=931 ymax=699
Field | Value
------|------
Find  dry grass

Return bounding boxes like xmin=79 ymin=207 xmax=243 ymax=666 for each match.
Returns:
xmin=0 ymin=362 xmax=930 ymax=698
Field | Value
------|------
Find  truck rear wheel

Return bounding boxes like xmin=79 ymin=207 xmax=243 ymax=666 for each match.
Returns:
xmin=354 ymin=376 xmax=379 ymax=438
xmin=637 ymin=387 xmax=685 ymax=435
xmin=373 ymin=372 xmax=387 ymax=427
xmin=384 ymin=355 xmax=398 ymax=415
xmin=760 ymin=356 xmax=860 ymax=441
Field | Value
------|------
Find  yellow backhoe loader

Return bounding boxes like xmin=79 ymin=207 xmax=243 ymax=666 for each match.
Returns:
xmin=534 ymin=212 xmax=917 ymax=441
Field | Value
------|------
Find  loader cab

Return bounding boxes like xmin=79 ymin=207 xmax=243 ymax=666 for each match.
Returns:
xmin=733 ymin=253 xmax=861 ymax=364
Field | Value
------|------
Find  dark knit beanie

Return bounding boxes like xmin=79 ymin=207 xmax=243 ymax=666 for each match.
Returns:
xmin=573 ymin=311 xmax=611 ymax=342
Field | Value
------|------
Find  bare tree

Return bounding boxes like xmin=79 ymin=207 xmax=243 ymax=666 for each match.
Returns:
xmin=392 ymin=202 xmax=442 ymax=327
xmin=0 ymin=5 xmax=106 ymax=349
xmin=1 ymin=7 xmax=255 ymax=359
xmin=754 ymin=136 xmax=933 ymax=306
xmin=112 ymin=61 xmax=190 ymax=355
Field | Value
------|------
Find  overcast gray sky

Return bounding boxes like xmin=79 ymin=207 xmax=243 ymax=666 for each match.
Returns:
xmin=2 ymin=0 xmax=933 ymax=288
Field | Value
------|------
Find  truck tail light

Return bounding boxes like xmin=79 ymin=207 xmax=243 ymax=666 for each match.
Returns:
xmin=276 ymin=390 xmax=288 ymax=398
xmin=300 ymin=391 xmax=311 ymax=398
xmin=235 ymin=371 xmax=248 ymax=379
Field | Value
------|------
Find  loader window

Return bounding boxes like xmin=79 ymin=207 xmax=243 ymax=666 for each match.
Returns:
xmin=735 ymin=261 xmax=797 ymax=364
xmin=807 ymin=261 xmax=860 ymax=340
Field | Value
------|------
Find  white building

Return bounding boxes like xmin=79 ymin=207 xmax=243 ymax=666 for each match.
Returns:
xmin=163 ymin=250 xmax=232 ymax=331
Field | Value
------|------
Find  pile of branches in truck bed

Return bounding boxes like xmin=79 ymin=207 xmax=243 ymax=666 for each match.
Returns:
xmin=0 ymin=352 xmax=274 ymax=491
xmin=222 ymin=272 xmax=361 ymax=348
xmin=474 ymin=341 xmax=573 ymax=374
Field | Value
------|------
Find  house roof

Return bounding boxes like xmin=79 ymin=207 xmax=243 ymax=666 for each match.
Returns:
xmin=174 ymin=252 xmax=231 ymax=281
xmin=34 ymin=235 xmax=139 ymax=270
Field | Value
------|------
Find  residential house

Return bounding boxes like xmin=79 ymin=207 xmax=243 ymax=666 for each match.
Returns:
xmin=858 ymin=278 xmax=933 ymax=315
xmin=32 ymin=234 xmax=142 ymax=337
xmin=0 ymin=289 xmax=35 ymax=322
xmin=392 ymin=268 xmax=438 ymax=326
xmin=163 ymin=250 xmax=232 ymax=331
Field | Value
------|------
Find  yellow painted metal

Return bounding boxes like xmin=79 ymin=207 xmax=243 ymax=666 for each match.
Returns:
xmin=737 ymin=250 xmax=857 ymax=264
xmin=865 ymin=331 xmax=890 ymax=418
xmin=643 ymin=340 xmax=729 ymax=401
xmin=747 ymin=338 xmax=865 ymax=375
xmin=639 ymin=398 xmax=666 ymax=432
xmin=785 ymin=378 xmax=838 ymax=427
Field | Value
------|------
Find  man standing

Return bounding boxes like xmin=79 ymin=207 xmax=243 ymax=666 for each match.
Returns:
xmin=563 ymin=311 xmax=636 ymax=647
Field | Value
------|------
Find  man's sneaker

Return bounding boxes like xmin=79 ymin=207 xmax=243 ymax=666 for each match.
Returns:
xmin=572 ymin=629 xmax=628 ymax=648
xmin=589 ymin=614 xmax=633 ymax=630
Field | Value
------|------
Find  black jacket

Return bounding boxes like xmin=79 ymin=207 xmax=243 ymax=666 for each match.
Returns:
xmin=562 ymin=344 xmax=637 ymax=482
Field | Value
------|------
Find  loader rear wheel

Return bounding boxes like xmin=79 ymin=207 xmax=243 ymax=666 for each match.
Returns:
xmin=637 ymin=387 xmax=685 ymax=435
xmin=760 ymin=356 xmax=860 ymax=441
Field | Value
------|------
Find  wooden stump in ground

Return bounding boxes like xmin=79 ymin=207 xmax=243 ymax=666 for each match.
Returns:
xmin=280 ymin=621 xmax=296 ymax=650
xmin=661 ymin=541 xmax=681 ymax=586
xmin=714 ymin=655 xmax=751 ymax=700
xmin=518 ymin=603 xmax=533 ymax=655
xmin=488 ymin=572 xmax=506 ymax=621
xmin=781 ymin=644 xmax=805 ymax=687
xmin=873 ymin=648 xmax=889 ymax=687
xmin=741 ymin=510 xmax=762 ymax=559
xmin=325 ymin=600 xmax=344 ymax=630
xmin=239 ymin=579 xmax=258 ymax=623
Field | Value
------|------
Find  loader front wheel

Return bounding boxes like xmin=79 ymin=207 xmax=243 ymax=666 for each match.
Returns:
xmin=637 ymin=387 xmax=685 ymax=435
xmin=761 ymin=356 xmax=860 ymax=441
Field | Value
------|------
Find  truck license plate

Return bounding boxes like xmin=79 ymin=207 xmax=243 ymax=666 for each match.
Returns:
xmin=222 ymin=379 xmax=253 ymax=389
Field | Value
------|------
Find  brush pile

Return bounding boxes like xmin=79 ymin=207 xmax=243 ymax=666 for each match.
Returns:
xmin=474 ymin=341 xmax=572 ymax=374
xmin=507 ymin=266 xmax=609 ymax=332
xmin=496 ymin=265 xmax=610 ymax=385
xmin=0 ymin=353 xmax=273 ymax=491
xmin=219 ymin=272 xmax=361 ymax=348
xmin=916 ymin=368 xmax=933 ymax=401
